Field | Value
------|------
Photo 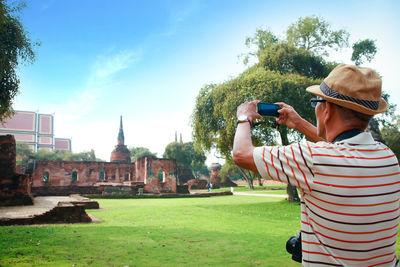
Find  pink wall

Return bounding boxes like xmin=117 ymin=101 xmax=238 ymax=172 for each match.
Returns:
xmin=55 ymin=139 xmax=71 ymax=150
xmin=39 ymin=136 xmax=52 ymax=144
xmin=13 ymin=133 xmax=35 ymax=142
xmin=0 ymin=112 xmax=36 ymax=131
xmin=39 ymin=114 xmax=53 ymax=134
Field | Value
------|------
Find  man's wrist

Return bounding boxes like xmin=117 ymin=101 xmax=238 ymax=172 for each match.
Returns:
xmin=237 ymin=115 xmax=252 ymax=127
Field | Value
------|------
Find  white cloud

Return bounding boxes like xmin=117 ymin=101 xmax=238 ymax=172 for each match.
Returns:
xmin=92 ymin=50 xmax=138 ymax=80
xmin=53 ymin=49 xmax=140 ymax=118
xmin=162 ymin=1 xmax=201 ymax=37
xmin=40 ymin=0 xmax=56 ymax=11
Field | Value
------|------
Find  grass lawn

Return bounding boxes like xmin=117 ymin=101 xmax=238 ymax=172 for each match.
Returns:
xmin=0 ymin=196 xmax=302 ymax=266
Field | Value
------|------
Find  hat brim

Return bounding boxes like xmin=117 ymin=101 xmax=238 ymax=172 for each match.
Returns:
xmin=306 ymin=85 xmax=388 ymax=115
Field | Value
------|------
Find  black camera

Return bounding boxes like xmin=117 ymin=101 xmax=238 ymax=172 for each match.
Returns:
xmin=256 ymin=103 xmax=280 ymax=117
xmin=286 ymin=232 xmax=302 ymax=263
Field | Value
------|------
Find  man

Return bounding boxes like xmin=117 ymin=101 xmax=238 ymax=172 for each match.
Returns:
xmin=233 ymin=64 xmax=400 ymax=266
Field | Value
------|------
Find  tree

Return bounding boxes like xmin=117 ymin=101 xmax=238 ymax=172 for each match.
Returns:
xmin=192 ymin=64 xmax=320 ymax=192
xmin=242 ymin=29 xmax=278 ymax=65
xmin=381 ymin=115 xmax=400 ymax=160
xmin=286 ymin=15 xmax=349 ymax=56
xmin=219 ymin=160 xmax=245 ymax=182
xmin=163 ymin=141 xmax=208 ymax=178
xmin=16 ymin=145 xmax=101 ymax=164
xmin=129 ymin=146 xmax=157 ymax=162
xmin=16 ymin=141 xmax=33 ymax=165
xmin=0 ymin=1 xmax=39 ymax=122
xmin=351 ymin=39 xmax=377 ymax=66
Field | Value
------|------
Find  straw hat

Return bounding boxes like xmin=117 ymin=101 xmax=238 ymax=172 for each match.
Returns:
xmin=306 ymin=64 xmax=388 ymax=115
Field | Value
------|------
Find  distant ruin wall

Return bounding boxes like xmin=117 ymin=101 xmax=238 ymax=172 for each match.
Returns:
xmin=138 ymin=157 xmax=177 ymax=193
xmin=31 ymin=161 xmax=135 ymax=187
xmin=31 ymin=156 xmax=178 ymax=195
xmin=32 ymin=186 xmax=106 ymax=196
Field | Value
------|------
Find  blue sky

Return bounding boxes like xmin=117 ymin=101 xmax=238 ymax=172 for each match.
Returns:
xmin=14 ymin=0 xmax=400 ymax=162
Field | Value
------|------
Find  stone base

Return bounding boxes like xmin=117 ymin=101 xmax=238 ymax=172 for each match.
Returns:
xmin=0 ymin=196 xmax=96 ymax=226
xmin=177 ymin=185 xmax=189 ymax=194
xmin=0 ymin=173 xmax=33 ymax=207
xmin=0 ymin=194 xmax=33 ymax=206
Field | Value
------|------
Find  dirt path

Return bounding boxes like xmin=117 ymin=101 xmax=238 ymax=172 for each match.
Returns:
xmin=233 ymin=192 xmax=287 ymax=198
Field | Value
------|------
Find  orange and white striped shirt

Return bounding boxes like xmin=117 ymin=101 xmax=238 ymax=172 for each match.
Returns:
xmin=253 ymin=132 xmax=400 ymax=266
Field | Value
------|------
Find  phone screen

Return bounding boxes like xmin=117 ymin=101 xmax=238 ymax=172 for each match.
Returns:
xmin=257 ymin=103 xmax=280 ymax=117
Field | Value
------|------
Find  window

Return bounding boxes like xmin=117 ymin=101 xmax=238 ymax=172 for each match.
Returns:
xmin=124 ymin=174 xmax=129 ymax=181
xmin=72 ymin=172 xmax=78 ymax=182
xmin=158 ymin=170 xmax=165 ymax=182
xmin=99 ymin=171 xmax=105 ymax=181
xmin=43 ymin=171 xmax=49 ymax=182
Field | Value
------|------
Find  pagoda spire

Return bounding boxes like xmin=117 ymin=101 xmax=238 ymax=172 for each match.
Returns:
xmin=118 ymin=115 xmax=125 ymax=145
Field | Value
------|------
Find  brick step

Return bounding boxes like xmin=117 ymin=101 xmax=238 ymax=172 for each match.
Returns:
xmin=0 ymin=196 xmax=98 ymax=226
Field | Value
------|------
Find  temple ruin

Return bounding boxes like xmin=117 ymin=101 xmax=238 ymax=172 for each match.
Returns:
xmin=30 ymin=116 xmax=181 ymax=195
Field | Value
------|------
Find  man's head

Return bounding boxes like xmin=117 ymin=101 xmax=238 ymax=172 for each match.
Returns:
xmin=306 ymin=64 xmax=387 ymax=140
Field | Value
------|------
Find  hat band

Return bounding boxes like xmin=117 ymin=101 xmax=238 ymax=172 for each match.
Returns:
xmin=320 ymin=82 xmax=380 ymax=110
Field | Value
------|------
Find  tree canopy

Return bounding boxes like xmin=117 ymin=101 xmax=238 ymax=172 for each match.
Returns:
xmin=16 ymin=142 xmax=100 ymax=165
xmin=0 ymin=1 xmax=39 ymax=122
xmin=163 ymin=141 xmax=208 ymax=178
xmin=129 ymin=146 xmax=157 ymax=162
xmin=351 ymin=39 xmax=377 ymax=66
xmin=381 ymin=115 xmax=400 ymax=160
xmin=286 ymin=15 xmax=349 ymax=56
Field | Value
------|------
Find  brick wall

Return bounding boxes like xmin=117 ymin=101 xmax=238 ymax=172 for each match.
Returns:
xmin=31 ymin=156 xmax=178 ymax=194
xmin=140 ymin=157 xmax=177 ymax=193
xmin=32 ymin=161 xmax=135 ymax=187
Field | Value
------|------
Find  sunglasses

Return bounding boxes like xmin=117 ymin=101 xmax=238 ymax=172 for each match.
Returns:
xmin=310 ymin=97 xmax=326 ymax=108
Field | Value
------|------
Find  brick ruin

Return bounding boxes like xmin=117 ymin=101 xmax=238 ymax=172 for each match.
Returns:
xmin=30 ymin=116 xmax=181 ymax=195
xmin=31 ymin=156 xmax=178 ymax=195
xmin=0 ymin=135 xmax=33 ymax=206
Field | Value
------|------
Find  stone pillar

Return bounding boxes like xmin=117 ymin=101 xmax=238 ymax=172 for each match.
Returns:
xmin=0 ymin=135 xmax=33 ymax=206
xmin=0 ymin=135 xmax=16 ymax=177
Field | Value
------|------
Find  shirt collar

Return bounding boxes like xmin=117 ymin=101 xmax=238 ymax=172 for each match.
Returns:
xmin=334 ymin=131 xmax=376 ymax=145
xmin=333 ymin=129 xmax=363 ymax=143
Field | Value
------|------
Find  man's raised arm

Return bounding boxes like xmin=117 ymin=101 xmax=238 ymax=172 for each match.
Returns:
xmin=233 ymin=101 xmax=325 ymax=172
xmin=232 ymin=101 xmax=261 ymax=173
xmin=275 ymin=102 xmax=325 ymax=143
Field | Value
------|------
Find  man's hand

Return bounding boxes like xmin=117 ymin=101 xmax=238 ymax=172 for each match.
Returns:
xmin=237 ymin=100 xmax=263 ymax=121
xmin=275 ymin=102 xmax=303 ymax=130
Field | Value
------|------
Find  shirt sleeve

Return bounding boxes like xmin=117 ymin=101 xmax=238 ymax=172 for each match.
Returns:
xmin=253 ymin=141 xmax=314 ymax=193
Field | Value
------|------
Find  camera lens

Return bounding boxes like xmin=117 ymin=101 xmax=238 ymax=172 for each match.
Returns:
xmin=286 ymin=236 xmax=297 ymax=254
xmin=286 ymin=232 xmax=302 ymax=263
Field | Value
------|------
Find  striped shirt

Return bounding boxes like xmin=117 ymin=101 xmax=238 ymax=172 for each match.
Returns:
xmin=253 ymin=132 xmax=400 ymax=266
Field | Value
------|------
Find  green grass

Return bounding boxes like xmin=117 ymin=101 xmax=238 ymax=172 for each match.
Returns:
xmin=0 ymin=196 xmax=302 ymax=266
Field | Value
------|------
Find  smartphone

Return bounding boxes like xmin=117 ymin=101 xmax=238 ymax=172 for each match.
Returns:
xmin=257 ymin=103 xmax=280 ymax=117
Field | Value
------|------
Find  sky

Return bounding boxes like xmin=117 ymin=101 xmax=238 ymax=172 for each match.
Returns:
xmin=13 ymin=0 xmax=400 ymax=163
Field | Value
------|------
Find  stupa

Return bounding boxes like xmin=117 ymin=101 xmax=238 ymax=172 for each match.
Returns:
xmin=110 ymin=116 xmax=131 ymax=163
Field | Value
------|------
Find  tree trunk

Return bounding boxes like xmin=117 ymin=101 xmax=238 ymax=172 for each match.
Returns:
xmin=366 ymin=118 xmax=386 ymax=143
xmin=237 ymin=166 xmax=254 ymax=189
xmin=287 ymin=184 xmax=300 ymax=202
xmin=279 ymin=125 xmax=300 ymax=202
xmin=279 ymin=125 xmax=290 ymax=147
xmin=258 ymin=179 xmax=263 ymax=186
